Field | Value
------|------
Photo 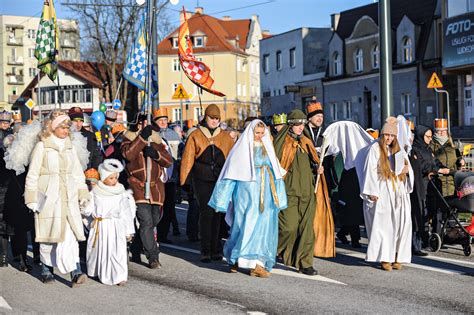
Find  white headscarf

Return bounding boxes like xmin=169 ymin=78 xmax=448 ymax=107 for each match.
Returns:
xmin=218 ymin=119 xmax=286 ymax=182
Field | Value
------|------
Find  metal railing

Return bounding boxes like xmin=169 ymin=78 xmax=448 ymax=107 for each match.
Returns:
xmin=7 ymin=75 xmax=24 ymax=84
xmin=7 ymin=56 xmax=24 ymax=65
xmin=7 ymin=37 xmax=23 ymax=45
xmin=8 ymin=95 xmax=19 ymax=104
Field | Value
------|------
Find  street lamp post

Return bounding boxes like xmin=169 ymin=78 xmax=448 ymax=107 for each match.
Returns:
xmin=379 ymin=0 xmax=393 ymax=121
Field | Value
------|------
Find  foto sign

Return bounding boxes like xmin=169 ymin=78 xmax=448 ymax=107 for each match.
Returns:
xmin=443 ymin=12 xmax=474 ymax=68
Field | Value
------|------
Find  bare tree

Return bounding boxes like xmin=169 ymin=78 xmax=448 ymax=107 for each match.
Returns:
xmin=63 ymin=0 xmax=175 ymax=103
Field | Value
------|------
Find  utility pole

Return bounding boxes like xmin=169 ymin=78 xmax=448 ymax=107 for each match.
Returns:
xmin=379 ymin=0 xmax=393 ymax=121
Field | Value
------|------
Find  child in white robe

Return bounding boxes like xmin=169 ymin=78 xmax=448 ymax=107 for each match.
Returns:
xmin=82 ymin=159 xmax=136 ymax=285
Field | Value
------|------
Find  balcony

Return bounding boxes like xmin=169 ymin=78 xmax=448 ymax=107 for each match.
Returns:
xmin=7 ymin=37 xmax=23 ymax=46
xmin=7 ymin=56 xmax=24 ymax=65
xmin=8 ymin=95 xmax=20 ymax=104
xmin=7 ymin=75 xmax=24 ymax=85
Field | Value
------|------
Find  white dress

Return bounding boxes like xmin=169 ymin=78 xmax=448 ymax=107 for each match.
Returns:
xmin=82 ymin=182 xmax=136 ymax=285
xmin=361 ymin=142 xmax=414 ymax=263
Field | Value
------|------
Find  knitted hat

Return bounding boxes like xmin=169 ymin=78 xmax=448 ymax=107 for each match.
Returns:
xmin=152 ymin=108 xmax=168 ymax=120
xmin=381 ymin=116 xmax=398 ymax=136
xmin=0 ymin=110 xmax=12 ymax=122
xmin=98 ymin=159 xmax=124 ymax=181
xmin=272 ymin=113 xmax=287 ymax=125
xmin=105 ymin=110 xmax=118 ymax=122
xmin=306 ymin=102 xmax=324 ymax=119
xmin=68 ymin=107 xmax=84 ymax=121
xmin=287 ymin=109 xmax=307 ymax=125
xmin=84 ymin=168 xmax=100 ymax=183
xmin=205 ymin=104 xmax=220 ymax=119
xmin=434 ymin=118 xmax=448 ymax=130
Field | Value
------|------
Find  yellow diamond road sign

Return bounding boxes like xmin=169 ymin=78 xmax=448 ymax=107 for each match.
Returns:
xmin=427 ymin=72 xmax=443 ymax=89
xmin=25 ymin=98 xmax=35 ymax=110
xmin=172 ymin=84 xmax=191 ymax=100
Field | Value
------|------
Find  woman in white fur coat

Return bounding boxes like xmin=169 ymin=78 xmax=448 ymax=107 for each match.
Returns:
xmin=82 ymin=159 xmax=136 ymax=286
xmin=25 ymin=110 xmax=91 ymax=286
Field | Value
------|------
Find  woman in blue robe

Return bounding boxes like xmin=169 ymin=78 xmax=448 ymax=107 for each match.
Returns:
xmin=209 ymin=120 xmax=287 ymax=277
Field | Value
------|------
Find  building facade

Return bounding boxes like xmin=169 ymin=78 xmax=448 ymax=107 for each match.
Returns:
xmin=157 ymin=7 xmax=263 ymax=127
xmin=259 ymin=27 xmax=332 ymax=117
xmin=442 ymin=0 xmax=474 ymax=136
xmin=323 ymin=0 xmax=452 ymax=130
xmin=0 ymin=15 xmax=80 ymax=110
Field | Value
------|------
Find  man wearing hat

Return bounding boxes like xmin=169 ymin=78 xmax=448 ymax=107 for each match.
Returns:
xmin=273 ymin=109 xmax=323 ymax=275
xmin=153 ymin=108 xmax=182 ymax=243
xmin=428 ymin=118 xmax=462 ymax=234
xmin=271 ymin=113 xmax=287 ymax=137
xmin=121 ymin=110 xmax=173 ymax=269
xmin=180 ymin=104 xmax=234 ymax=262
xmin=69 ymin=107 xmax=103 ymax=169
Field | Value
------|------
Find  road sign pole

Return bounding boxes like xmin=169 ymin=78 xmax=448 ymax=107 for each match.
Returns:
xmin=180 ymin=98 xmax=183 ymax=129
xmin=435 ymin=88 xmax=451 ymax=135
xmin=37 ymin=71 xmax=42 ymax=120
xmin=379 ymin=0 xmax=394 ymax=122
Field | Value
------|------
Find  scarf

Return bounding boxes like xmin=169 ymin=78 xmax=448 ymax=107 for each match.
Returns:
xmin=433 ymin=133 xmax=449 ymax=146
xmin=93 ymin=181 xmax=126 ymax=196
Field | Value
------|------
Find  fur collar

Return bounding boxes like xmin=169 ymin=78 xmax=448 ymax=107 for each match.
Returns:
xmin=198 ymin=125 xmax=221 ymax=139
xmin=42 ymin=135 xmax=72 ymax=152
xmin=93 ymin=181 xmax=126 ymax=196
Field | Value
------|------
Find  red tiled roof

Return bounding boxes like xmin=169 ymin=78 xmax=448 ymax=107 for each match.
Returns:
xmin=158 ymin=12 xmax=252 ymax=55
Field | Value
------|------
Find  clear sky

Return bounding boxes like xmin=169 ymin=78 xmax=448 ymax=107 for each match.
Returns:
xmin=0 ymin=0 xmax=375 ymax=34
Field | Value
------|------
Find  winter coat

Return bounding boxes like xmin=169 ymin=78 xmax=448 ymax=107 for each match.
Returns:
xmin=120 ymin=130 xmax=173 ymax=205
xmin=430 ymin=139 xmax=459 ymax=196
xmin=24 ymin=136 xmax=90 ymax=243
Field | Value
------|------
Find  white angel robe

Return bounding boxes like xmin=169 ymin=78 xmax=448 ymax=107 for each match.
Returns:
xmin=82 ymin=182 xmax=136 ymax=285
xmin=361 ymin=142 xmax=414 ymax=263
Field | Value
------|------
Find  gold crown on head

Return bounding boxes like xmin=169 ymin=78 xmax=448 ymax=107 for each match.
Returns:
xmin=272 ymin=113 xmax=287 ymax=125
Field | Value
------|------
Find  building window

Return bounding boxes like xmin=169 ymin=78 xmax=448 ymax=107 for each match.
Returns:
xmin=194 ymin=107 xmax=203 ymax=121
xmin=237 ymin=83 xmax=242 ymax=96
xmin=29 ymin=48 xmax=35 ymax=58
xmin=276 ymin=50 xmax=282 ymax=70
xmin=172 ymin=108 xmax=182 ymax=122
xmin=342 ymin=101 xmax=352 ymax=119
xmin=172 ymin=83 xmax=179 ymax=94
xmin=333 ymin=52 xmax=341 ymax=76
xmin=289 ymin=48 xmax=296 ymax=68
xmin=172 ymin=59 xmax=180 ymax=72
xmin=27 ymin=29 xmax=35 ymax=39
xmin=401 ymin=93 xmax=411 ymax=114
xmin=85 ymin=89 xmax=92 ymax=102
xmin=354 ymin=48 xmax=363 ymax=72
xmin=263 ymin=54 xmax=269 ymax=74
xmin=29 ymin=68 xmax=37 ymax=77
xmin=172 ymin=38 xmax=178 ymax=48
xmin=402 ymin=37 xmax=413 ymax=63
xmin=237 ymin=58 xmax=242 ymax=72
xmin=194 ymin=36 xmax=204 ymax=47
xmin=372 ymin=44 xmax=379 ymax=69
xmin=330 ymin=103 xmax=338 ymax=121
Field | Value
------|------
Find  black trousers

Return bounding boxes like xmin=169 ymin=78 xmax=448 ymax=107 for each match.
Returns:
xmin=11 ymin=226 xmax=39 ymax=259
xmin=339 ymin=225 xmax=360 ymax=241
xmin=193 ymin=179 xmax=222 ymax=256
xmin=186 ymin=191 xmax=200 ymax=240
xmin=157 ymin=183 xmax=177 ymax=241
xmin=131 ymin=204 xmax=163 ymax=262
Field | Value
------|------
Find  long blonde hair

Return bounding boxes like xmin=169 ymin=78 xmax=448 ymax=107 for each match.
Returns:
xmin=378 ymin=135 xmax=407 ymax=182
xmin=39 ymin=110 xmax=72 ymax=140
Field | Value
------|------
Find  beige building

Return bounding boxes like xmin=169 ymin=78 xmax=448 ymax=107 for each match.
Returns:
xmin=157 ymin=7 xmax=263 ymax=128
xmin=0 ymin=15 xmax=80 ymax=110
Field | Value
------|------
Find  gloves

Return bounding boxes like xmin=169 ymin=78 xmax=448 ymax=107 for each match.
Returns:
xmin=27 ymin=203 xmax=38 ymax=213
xmin=143 ymin=146 xmax=159 ymax=159
xmin=140 ymin=125 xmax=153 ymax=140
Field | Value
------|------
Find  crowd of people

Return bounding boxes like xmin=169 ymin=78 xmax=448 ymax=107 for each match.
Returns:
xmin=0 ymin=101 xmax=472 ymax=288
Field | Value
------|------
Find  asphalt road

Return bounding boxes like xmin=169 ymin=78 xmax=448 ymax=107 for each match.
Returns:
xmin=1 ymin=203 xmax=473 ymax=314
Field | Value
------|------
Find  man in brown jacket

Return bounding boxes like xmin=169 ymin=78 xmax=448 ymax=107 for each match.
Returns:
xmin=121 ymin=110 xmax=172 ymax=269
xmin=180 ymin=104 xmax=234 ymax=262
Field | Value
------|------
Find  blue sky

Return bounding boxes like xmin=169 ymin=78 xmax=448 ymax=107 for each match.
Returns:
xmin=0 ymin=0 xmax=374 ymax=34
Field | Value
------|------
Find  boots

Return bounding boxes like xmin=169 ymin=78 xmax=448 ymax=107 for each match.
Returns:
xmin=392 ymin=253 xmax=402 ymax=270
xmin=0 ymin=236 xmax=8 ymax=267
xmin=229 ymin=262 xmax=238 ymax=273
xmin=466 ymin=215 xmax=474 ymax=236
xmin=381 ymin=262 xmax=392 ymax=271
xmin=250 ymin=265 xmax=270 ymax=278
xmin=17 ymin=255 xmax=32 ymax=272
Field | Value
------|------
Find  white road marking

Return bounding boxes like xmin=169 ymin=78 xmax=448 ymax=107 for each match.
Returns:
xmin=422 ymin=254 xmax=474 ymax=267
xmin=160 ymin=243 xmax=347 ymax=285
xmin=337 ymin=250 xmax=469 ymax=276
xmin=0 ymin=296 xmax=12 ymax=310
